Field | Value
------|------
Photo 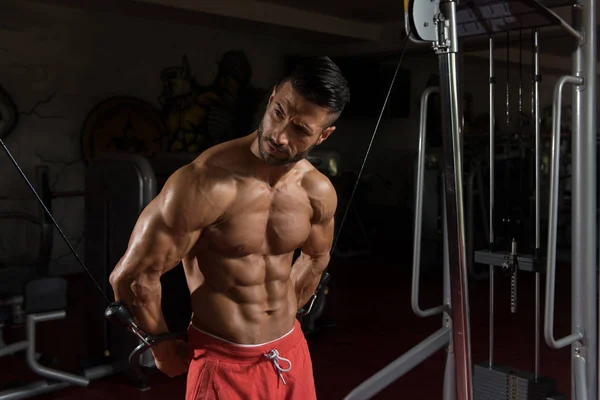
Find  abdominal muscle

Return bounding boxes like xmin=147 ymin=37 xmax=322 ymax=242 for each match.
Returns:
xmin=182 ymin=251 xmax=299 ymax=345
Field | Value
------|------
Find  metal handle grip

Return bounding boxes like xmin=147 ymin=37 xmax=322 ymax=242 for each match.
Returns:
xmin=105 ymin=301 xmax=189 ymax=377
xmin=412 ymin=86 xmax=445 ymax=318
xmin=544 ymin=74 xmax=584 ymax=350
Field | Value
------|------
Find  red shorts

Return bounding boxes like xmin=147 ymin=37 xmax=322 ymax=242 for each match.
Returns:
xmin=185 ymin=319 xmax=316 ymax=400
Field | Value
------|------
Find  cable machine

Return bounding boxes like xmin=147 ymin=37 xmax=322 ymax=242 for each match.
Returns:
xmin=344 ymin=1 xmax=597 ymax=399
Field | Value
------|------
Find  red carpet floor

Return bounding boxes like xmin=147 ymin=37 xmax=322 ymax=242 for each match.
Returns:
xmin=1 ymin=252 xmax=573 ymax=399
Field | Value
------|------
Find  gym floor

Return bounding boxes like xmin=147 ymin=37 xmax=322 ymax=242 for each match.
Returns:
xmin=1 ymin=237 xmax=572 ymax=399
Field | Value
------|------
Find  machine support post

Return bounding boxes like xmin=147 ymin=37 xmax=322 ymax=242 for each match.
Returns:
xmin=572 ymin=1 xmax=597 ymax=398
xmin=435 ymin=2 xmax=473 ymax=399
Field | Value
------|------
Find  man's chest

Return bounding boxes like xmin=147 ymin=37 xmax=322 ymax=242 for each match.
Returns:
xmin=201 ymin=182 xmax=314 ymax=256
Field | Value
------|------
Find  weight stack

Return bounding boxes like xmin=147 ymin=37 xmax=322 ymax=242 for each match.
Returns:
xmin=473 ymin=363 xmax=564 ymax=400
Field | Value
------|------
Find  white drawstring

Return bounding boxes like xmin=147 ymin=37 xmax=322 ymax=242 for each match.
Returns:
xmin=264 ymin=349 xmax=292 ymax=385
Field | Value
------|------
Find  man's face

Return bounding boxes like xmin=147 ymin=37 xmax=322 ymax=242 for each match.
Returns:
xmin=257 ymin=82 xmax=336 ymax=166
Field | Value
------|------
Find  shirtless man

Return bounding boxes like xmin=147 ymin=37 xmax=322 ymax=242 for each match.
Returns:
xmin=108 ymin=56 xmax=350 ymax=399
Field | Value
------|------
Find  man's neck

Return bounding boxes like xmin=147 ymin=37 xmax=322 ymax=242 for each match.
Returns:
xmin=263 ymin=165 xmax=295 ymax=188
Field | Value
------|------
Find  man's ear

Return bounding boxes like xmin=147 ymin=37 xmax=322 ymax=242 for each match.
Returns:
xmin=316 ymin=126 xmax=336 ymax=145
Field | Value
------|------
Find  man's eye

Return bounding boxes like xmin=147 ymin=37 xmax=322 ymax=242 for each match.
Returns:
xmin=296 ymin=126 xmax=309 ymax=136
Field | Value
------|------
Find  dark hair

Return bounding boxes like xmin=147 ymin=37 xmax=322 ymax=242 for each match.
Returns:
xmin=279 ymin=56 xmax=350 ymax=116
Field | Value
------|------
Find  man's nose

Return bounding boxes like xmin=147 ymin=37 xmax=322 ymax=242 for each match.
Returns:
xmin=271 ymin=129 xmax=289 ymax=147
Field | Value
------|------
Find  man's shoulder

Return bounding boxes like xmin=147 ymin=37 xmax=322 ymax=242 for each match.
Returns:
xmin=193 ymin=136 xmax=250 ymax=176
xmin=300 ymin=164 xmax=336 ymax=197
xmin=182 ymin=138 xmax=248 ymax=184
xmin=163 ymin=149 xmax=238 ymax=204
xmin=158 ymin=156 xmax=237 ymax=229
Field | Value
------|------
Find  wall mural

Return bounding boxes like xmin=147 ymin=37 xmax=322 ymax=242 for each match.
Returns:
xmin=80 ymin=96 xmax=168 ymax=164
xmin=80 ymin=50 xmax=266 ymax=164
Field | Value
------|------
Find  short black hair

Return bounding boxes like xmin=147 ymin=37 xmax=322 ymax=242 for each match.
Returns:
xmin=279 ymin=56 xmax=350 ymax=116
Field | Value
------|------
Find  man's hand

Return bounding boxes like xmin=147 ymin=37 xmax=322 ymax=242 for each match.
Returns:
xmin=152 ymin=339 xmax=190 ymax=377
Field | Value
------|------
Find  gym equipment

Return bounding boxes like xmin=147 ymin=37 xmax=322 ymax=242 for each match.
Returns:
xmin=0 ymin=161 xmax=123 ymax=399
xmin=297 ymin=272 xmax=331 ymax=334
xmin=0 ymin=166 xmax=52 ymax=357
xmin=543 ymin=2 xmax=597 ymax=400
xmin=420 ymin=123 xmax=489 ymax=279
xmin=83 ymin=152 xmax=161 ymax=384
xmin=83 ymin=152 xmax=193 ymax=386
xmin=412 ymin=152 xmax=443 ymax=272
xmin=479 ymin=1 xmax=597 ymax=399
xmin=345 ymin=0 xmax=595 ymax=399
xmin=104 ymin=301 xmax=187 ymax=379
xmin=0 ymin=276 xmax=122 ymax=400
xmin=348 ymin=1 xmax=476 ymax=397
xmin=470 ymin=27 xmax=567 ymax=400
xmin=0 ymin=141 xmax=195 ymax=394
xmin=0 ymin=166 xmax=52 ymax=294
xmin=345 ymin=85 xmax=458 ymax=400
xmin=465 ymin=157 xmax=489 ymax=280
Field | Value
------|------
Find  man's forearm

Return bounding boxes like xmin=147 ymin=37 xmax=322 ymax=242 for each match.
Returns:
xmin=291 ymin=253 xmax=330 ymax=309
xmin=110 ymin=271 xmax=173 ymax=358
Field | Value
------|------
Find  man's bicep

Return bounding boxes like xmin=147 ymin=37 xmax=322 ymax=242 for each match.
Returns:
xmin=302 ymin=176 xmax=338 ymax=259
xmin=116 ymin=202 xmax=194 ymax=280
xmin=301 ymin=216 xmax=335 ymax=259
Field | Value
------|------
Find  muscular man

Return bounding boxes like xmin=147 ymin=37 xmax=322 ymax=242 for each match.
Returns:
xmin=109 ymin=56 xmax=350 ymax=399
